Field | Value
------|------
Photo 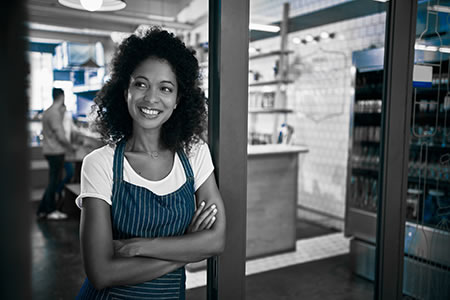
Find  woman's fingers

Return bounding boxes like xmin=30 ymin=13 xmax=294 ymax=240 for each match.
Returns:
xmin=197 ymin=205 xmax=218 ymax=230
xmin=191 ymin=201 xmax=206 ymax=226
xmin=205 ymin=215 xmax=216 ymax=230
xmin=188 ymin=203 xmax=219 ymax=233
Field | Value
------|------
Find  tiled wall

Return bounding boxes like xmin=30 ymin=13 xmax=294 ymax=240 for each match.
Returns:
xmin=249 ymin=11 xmax=386 ymax=230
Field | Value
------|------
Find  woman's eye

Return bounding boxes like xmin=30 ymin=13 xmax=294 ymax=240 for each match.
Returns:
xmin=161 ymin=86 xmax=173 ymax=93
xmin=134 ymin=82 xmax=147 ymax=88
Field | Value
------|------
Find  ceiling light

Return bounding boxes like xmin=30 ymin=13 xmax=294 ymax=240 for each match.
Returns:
xmin=80 ymin=0 xmax=102 ymax=11
xmin=429 ymin=5 xmax=450 ymax=13
xmin=373 ymin=0 xmax=389 ymax=2
xmin=249 ymin=47 xmax=258 ymax=54
xmin=292 ymin=37 xmax=301 ymax=44
xmin=305 ymin=35 xmax=314 ymax=42
xmin=320 ymin=32 xmax=329 ymax=39
xmin=249 ymin=23 xmax=280 ymax=33
xmin=58 ymin=0 xmax=126 ymax=12
xmin=439 ymin=47 xmax=450 ymax=54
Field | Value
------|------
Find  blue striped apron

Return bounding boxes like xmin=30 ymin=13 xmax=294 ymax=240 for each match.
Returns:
xmin=77 ymin=140 xmax=195 ymax=299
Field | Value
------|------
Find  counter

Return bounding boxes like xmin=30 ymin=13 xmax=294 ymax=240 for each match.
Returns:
xmin=246 ymin=144 xmax=308 ymax=258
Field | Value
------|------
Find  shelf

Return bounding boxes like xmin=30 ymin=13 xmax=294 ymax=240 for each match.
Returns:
xmin=407 ymin=176 xmax=450 ymax=188
xmin=354 ymin=113 xmax=381 ymax=126
xmin=409 ymin=143 xmax=450 ymax=152
xmin=249 ymin=79 xmax=293 ymax=87
xmin=72 ymin=83 xmax=102 ymax=93
xmin=248 ymin=108 xmax=293 ymax=114
xmin=411 ymin=111 xmax=447 ymax=125
xmin=248 ymin=144 xmax=308 ymax=156
xmin=415 ymin=86 xmax=448 ymax=97
xmin=355 ymin=140 xmax=380 ymax=147
xmin=352 ymin=167 xmax=379 ymax=177
xmin=355 ymin=84 xmax=383 ymax=100
xmin=249 ymin=50 xmax=293 ymax=60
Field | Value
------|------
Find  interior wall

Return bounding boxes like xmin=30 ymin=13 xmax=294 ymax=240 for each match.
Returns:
xmin=249 ymin=12 xmax=386 ymax=230
xmin=250 ymin=0 xmax=351 ymax=22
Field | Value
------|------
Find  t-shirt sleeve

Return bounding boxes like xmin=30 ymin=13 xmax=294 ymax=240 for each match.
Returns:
xmin=75 ymin=146 xmax=114 ymax=208
xmin=190 ymin=142 xmax=215 ymax=191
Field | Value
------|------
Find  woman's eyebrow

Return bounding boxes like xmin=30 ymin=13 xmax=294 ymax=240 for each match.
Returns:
xmin=132 ymin=75 xmax=148 ymax=81
xmin=161 ymin=80 xmax=175 ymax=86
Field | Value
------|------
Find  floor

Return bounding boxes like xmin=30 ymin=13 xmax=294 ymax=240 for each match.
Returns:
xmin=31 ymin=201 xmax=373 ymax=299
xmin=186 ymin=254 xmax=373 ymax=300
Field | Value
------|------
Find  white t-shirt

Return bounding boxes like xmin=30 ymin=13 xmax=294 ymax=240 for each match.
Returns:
xmin=76 ymin=142 xmax=214 ymax=208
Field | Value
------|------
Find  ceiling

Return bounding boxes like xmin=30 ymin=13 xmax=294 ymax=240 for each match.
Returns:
xmin=27 ymin=0 xmax=199 ymax=43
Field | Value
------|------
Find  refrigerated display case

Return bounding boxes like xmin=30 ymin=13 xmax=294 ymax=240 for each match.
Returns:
xmin=345 ymin=47 xmax=450 ymax=299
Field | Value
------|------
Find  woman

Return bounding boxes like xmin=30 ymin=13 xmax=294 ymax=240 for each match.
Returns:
xmin=76 ymin=28 xmax=226 ymax=299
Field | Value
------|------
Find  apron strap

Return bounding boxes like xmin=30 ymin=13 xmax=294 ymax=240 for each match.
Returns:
xmin=177 ymin=149 xmax=194 ymax=180
xmin=113 ymin=139 xmax=126 ymax=183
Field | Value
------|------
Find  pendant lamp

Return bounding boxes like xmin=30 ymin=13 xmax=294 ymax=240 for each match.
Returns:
xmin=58 ymin=0 xmax=126 ymax=12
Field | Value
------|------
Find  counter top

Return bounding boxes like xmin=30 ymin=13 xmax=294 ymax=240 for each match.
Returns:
xmin=248 ymin=144 xmax=309 ymax=156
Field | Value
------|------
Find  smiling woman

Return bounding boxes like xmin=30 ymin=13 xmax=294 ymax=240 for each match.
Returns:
xmin=75 ymin=27 xmax=226 ymax=299
xmin=125 ymin=58 xmax=179 ymax=132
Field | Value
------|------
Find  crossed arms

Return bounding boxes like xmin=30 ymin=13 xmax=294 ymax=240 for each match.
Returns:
xmin=80 ymin=173 xmax=226 ymax=290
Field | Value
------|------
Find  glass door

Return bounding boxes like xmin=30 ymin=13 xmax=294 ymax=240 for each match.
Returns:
xmin=403 ymin=1 xmax=450 ymax=299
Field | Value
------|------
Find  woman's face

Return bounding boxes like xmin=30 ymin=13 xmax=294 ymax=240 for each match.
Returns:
xmin=125 ymin=57 xmax=178 ymax=133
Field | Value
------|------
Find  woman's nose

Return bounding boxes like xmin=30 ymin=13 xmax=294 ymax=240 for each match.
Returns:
xmin=144 ymin=88 xmax=159 ymax=103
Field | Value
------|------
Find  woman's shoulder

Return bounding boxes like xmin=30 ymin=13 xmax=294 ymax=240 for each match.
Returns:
xmin=83 ymin=144 xmax=115 ymax=167
xmin=185 ymin=140 xmax=209 ymax=159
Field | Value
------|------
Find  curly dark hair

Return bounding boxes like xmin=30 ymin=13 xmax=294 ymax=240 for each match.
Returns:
xmin=93 ymin=27 xmax=207 ymax=153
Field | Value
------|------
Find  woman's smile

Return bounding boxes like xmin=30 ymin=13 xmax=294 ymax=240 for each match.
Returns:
xmin=138 ymin=106 xmax=163 ymax=118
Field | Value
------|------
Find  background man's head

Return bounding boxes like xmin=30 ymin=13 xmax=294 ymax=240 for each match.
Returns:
xmin=52 ymin=88 xmax=64 ymax=103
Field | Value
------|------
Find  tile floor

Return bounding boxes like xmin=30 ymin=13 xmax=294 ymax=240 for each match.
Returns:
xmin=186 ymin=232 xmax=349 ymax=289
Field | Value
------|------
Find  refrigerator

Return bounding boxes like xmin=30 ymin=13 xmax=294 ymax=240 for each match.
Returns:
xmin=345 ymin=47 xmax=450 ymax=299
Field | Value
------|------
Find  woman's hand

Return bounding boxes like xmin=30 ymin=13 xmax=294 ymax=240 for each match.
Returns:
xmin=113 ymin=238 xmax=141 ymax=257
xmin=187 ymin=201 xmax=218 ymax=233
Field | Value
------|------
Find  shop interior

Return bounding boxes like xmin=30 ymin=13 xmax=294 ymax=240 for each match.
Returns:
xmin=26 ymin=0 xmax=449 ymax=299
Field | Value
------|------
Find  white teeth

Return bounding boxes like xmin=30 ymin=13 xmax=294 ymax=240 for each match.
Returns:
xmin=140 ymin=107 xmax=160 ymax=115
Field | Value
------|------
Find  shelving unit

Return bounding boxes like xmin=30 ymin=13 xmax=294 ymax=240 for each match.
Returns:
xmin=248 ymin=108 xmax=293 ymax=114
xmin=247 ymin=3 xmax=294 ymax=146
xmin=249 ymin=79 xmax=293 ymax=87
xmin=245 ymin=3 xmax=308 ymax=261
xmin=345 ymin=47 xmax=450 ymax=299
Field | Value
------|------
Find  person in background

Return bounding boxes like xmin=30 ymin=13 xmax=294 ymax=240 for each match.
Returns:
xmin=75 ymin=27 xmax=226 ymax=299
xmin=55 ymin=103 xmax=75 ymax=201
xmin=37 ymin=88 xmax=75 ymax=220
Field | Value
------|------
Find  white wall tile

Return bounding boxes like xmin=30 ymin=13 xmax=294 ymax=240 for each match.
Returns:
xmin=249 ymin=13 xmax=386 ymax=227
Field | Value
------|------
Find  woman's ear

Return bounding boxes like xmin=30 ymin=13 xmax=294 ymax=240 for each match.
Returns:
xmin=175 ymin=94 xmax=181 ymax=109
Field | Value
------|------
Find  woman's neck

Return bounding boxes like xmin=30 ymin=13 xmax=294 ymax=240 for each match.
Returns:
xmin=126 ymin=128 xmax=164 ymax=153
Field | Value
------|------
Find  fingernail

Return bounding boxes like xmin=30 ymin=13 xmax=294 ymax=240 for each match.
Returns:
xmin=211 ymin=204 xmax=216 ymax=209
xmin=212 ymin=216 xmax=216 ymax=221
xmin=213 ymin=208 xmax=218 ymax=214
xmin=201 ymin=202 xmax=205 ymax=206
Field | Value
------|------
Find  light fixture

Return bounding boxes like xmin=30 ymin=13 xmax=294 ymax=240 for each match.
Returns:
xmin=429 ymin=5 xmax=450 ymax=13
xmin=439 ymin=47 xmax=450 ymax=54
xmin=320 ymin=31 xmax=330 ymax=39
xmin=305 ymin=35 xmax=314 ymax=42
xmin=298 ymin=32 xmax=337 ymax=45
xmin=58 ymin=0 xmax=126 ymax=12
xmin=292 ymin=37 xmax=301 ymax=44
xmin=415 ymin=43 xmax=439 ymax=52
xmin=80 ymin=0 xmax=102 ymax=11
xmin=249 ymin=47 xmax=259 ymax=54
xmin=249 ymin=23 xmax=280 ymax=33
